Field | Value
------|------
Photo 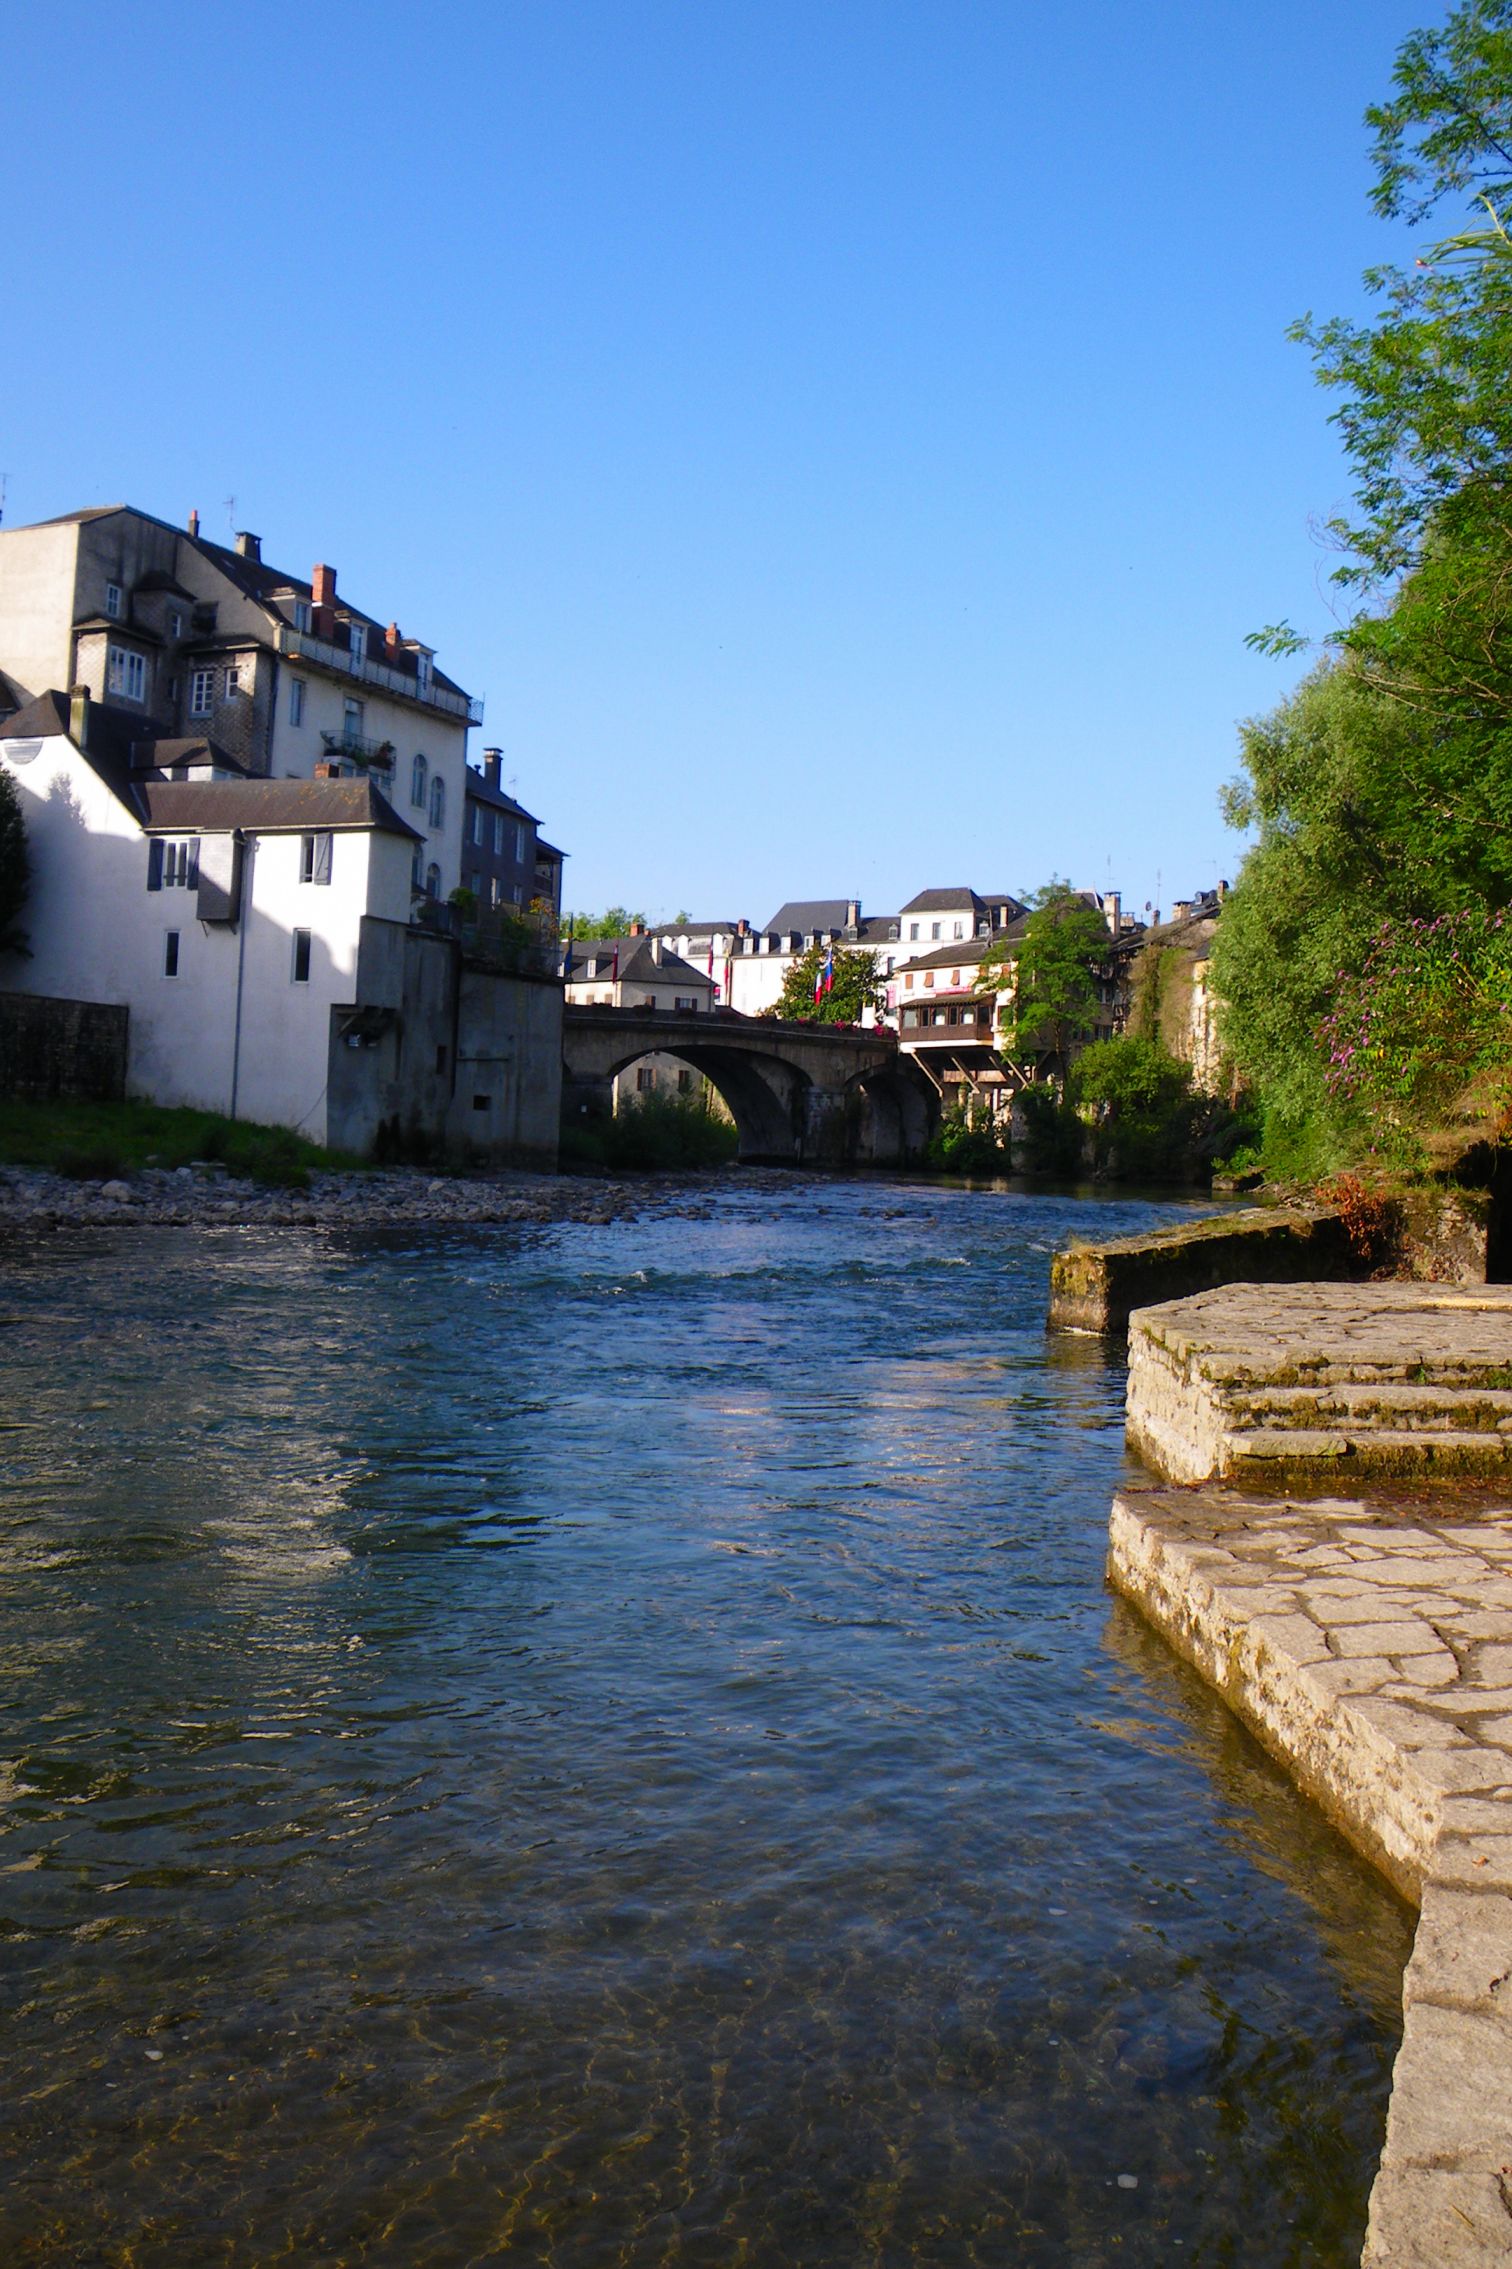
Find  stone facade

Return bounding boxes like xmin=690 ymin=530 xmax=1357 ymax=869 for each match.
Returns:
xmin=0 ymin=993 xmax=127 ymax=1102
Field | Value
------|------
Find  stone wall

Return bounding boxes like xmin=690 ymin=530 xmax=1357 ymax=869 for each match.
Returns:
xmin=0 ymin=991 xmax=127 ymax=1102
xmin=1048 ymin=1204 xmax=1358 ymax=1335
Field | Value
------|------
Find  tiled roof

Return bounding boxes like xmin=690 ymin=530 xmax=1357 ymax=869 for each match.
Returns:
xmin=140 ymin=777 xmax=421 ymax=841
xmin=898 ymin=885 xmax=983 ymax=915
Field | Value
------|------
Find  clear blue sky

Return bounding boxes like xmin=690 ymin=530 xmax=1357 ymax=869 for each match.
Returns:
xmin=5 ymin=0 xmax=1446 ymax=925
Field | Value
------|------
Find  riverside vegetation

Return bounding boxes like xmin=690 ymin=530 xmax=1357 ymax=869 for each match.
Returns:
xmin=1213 ymin=0 xmax=1512 ymax=1190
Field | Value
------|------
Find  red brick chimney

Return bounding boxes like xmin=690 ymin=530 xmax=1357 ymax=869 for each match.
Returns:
xmin=385 ymin=621 xmax=402 ymax=655
xmin=187 ymin=508 xmax=200 ymax=537
xmin=313 ymin=761 xmax=342 ymax=779
xmin=311 ymin=563 xmax=337 ymax=640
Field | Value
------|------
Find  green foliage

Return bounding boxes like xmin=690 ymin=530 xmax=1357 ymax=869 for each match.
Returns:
xmin=0 ymin=1099 xmax=354 ymax=1188
xmin=1068 ymin=1037 xmax=1196 ymax=1179
xmin=1321 ymin=908 xmax=1512 ymax=1149
xmin=984 ymin=881 xmax=1109 ymax=1070
xmin=563 ymin=907 xmax=647 ymax=941
xmin=561 ymin=1088 xmax=738 ymax=1172
xmin=1296 ymin=0 xmax=1512 ymax=585
xmin=927 ymin=1099 xmax=1010 ymax=1177
xmin=768 ymin=942 xmax=884 ymax=1025
xmin=0 ymin=766 xmax=30 ymax=956
xmin=1013 ymin=1082 xmax=1083 ymax=1176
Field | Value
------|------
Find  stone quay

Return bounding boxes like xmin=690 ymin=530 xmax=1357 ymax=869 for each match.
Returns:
xmin=1112 ymin=1280 xmax=1512 ymax=2267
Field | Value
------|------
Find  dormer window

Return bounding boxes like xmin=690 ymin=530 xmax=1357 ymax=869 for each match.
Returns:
xmin=293 ymin=600 xmax=311 ymax=634
xmin=416 ymin=652 xmax=432 ymax=691
xmin=348 ymin=620 xmax=365 ymax=662
xmin=105 ymin=582 xmax=122 ymax=619
xmin=168 ymin=609 xmax=183 ymax=641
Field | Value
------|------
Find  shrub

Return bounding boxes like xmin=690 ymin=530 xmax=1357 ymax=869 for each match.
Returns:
xmin=927 ymin=1100 xmax=1010 ymax=1176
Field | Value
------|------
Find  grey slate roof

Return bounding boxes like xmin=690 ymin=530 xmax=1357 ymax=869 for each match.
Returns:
xmin=140 ymin=777 xmax=421 ymax=841
xmin=765 ymin=898 xmax=856 ymax=934
xmin=565 ymin=938 xmax=712 ymax=989
xmin=898 ymin=886 xmax=983 ymax=915
xmin=463 ymin=765 xmax=539 ymax=824
xmin=0 ymin=690 xmax=147 ymax=815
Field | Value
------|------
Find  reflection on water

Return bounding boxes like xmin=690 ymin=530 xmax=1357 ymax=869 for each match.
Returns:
xmin=0 ymin=1180 xmax=1411 ymax=2266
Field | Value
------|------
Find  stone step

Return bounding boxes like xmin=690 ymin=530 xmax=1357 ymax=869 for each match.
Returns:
xmin=1224 ymin=1380 xmax=1512 ymax=1435
xmin=1125 ymin=1281 xmax=1512 ymax=1487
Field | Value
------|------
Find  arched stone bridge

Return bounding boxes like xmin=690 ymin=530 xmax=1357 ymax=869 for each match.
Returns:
xmin=561 ymin=1007 xmax=938 ymax=1165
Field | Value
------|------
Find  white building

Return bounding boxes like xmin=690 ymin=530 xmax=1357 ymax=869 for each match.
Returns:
xmin=0 ymin=504 xmax=479 ymax=908
xmin=562 ymin=931 xmax=717 ymax=1105
xmin=0 ymin=690 xmax=418 ymax=1141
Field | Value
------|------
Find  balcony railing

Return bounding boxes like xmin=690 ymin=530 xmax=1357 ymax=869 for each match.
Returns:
xmin=320 ymin=729 xmax=394 ymax=771
xmin=275 ymin=624 xmax=484 ymax=726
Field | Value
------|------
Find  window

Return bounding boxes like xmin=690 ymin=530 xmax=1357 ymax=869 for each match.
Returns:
xmin=429 ymin=777 xmax=445 ymax=830
xmin=490 ymin=812 xmax=504 ymax=855
xmin=348 ymin=621 xmax=365 ymax=662
xmin=930 ymin=921 xmax=941 ymax=940
xmin=513 ymin=821 xmax=526 ymax=862
xmin=416 ymin=652 xmax=432 ymax=691
xmin=908 ymin=921 xmax=919 ymax=941
xmin=411 ymin=752 xmax=428 ymax=808
xmin=467 ymin=804 xmax=481 ymax=846
xmin=147 ymin=838 xmax=199 ymax=890
xmin=189 ymin=667 xmax=215 ymax=716
xmin=167 ymin=608 xmax=183 ymax=640
xmin=106 ymin=646 xmax=146 ymax=702
xmin=673 ymin=995 xmax=698 ymax=1010
xmin=924 ymin=971 xmax=935 ymax=989
xmin=953 ymin=920 xmax=964 ymax=939
xmin=636 ymin=1067 xmax=656 ymax=1092
xmin=300 ymin=832 xmax=333 ymax=884
xmin=904 ymin=971 xmax=914 ymax=990
xmin=343 ymin=696 xmax=363 ymax=740
xmin=292 ymin=930 xmax=312 ymax=982
xmin=293 ymin=600 xmax=311 ymax=633
xmin=105 ymin=582 xmax=122 ymax=619
xmin=163 ymin=930 xmax=180 ymax=978
xmin=223 ymin=665 xmax=241 ymax=699
xmin=411 ymin=850 xmax=423 ymax=893
xmin=489 ymin=875 xmax=503 ymax=909
xmin=677 ymin=1069 xmax=693 ymax=1092
xmin=289 ymin=677 xmax=306 ymax=727
xmin=425 ymin=861 xmax=441 ymax=899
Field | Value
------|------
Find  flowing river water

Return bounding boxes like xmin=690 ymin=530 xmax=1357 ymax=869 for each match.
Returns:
xmin=0 ymin=1177 xmax=1412 ymax=2266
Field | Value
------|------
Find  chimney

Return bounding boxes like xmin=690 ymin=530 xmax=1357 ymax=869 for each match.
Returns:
xmin=68 ymin=685 xmax=90 ymax=748
xmin=651 ymin=935 xmax=664 ymax=964
xmin=314 ymin=761 xmax=342 ymax=779
xmin=1103 ymin=890 xmax=1121 ymax=936
xmin=738 ymin=917 xmax=750 ymax=937
xmin=482 ymin=747 xmax=502 ymax=789
xmin=187 ymin=508 xmax=200 ymax=537
xmin=311 ymin=563 xmax=337 ymax=640
xmin=385 ymin=621 xmax=402 ymax=655
xmin=845 ymin=897 xmax=860 ymax=930
xmin=235 ymin=531 xmax=261 ymax=561
xmin=629 ymin=920 xmax=646 ymax=937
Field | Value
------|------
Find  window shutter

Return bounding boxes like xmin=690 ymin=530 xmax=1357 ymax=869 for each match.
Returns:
xmin=147 ymin=839 xmax=164 ymax=891
xmin=314 ymin=832 xmax=333 ymax=885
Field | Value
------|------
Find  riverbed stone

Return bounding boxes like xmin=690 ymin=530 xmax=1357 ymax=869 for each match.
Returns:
xmin=1126 ymin=1281 xmax=1512 ymax=1486
xmin=1107 ymin=1482 xmax=1512 ymax=2266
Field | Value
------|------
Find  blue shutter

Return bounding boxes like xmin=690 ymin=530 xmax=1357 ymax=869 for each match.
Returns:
xmin=147 ymin=839 xmax=164 ymax=891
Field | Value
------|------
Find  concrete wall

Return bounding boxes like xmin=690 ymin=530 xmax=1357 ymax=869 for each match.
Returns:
xmin=0 ymin=520 xmax=81 ymax=700
xmin=0 ymin=993 xmax=127 ymax=1101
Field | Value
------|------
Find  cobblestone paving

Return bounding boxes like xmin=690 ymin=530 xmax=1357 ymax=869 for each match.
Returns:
xmin=1109 ymin=1484 xmax=1512 ymax=2266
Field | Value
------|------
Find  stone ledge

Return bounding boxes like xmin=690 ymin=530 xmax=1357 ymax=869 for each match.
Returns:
xmin=1048 ymin=1204 xmax=1357 ymax=1334
xmin=1127 ymin=1281 xmax=1512 ymax=1486
xmin=1108 ymin=1485 xmax=1512 ymax=2267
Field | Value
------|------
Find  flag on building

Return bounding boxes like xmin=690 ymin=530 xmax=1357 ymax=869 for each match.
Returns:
xmin=822 ymin=946 xmax=835 ymax=996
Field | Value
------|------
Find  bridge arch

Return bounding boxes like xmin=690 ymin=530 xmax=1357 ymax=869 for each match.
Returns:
xmin=561 ymin=1007 xmax=934 ymax=1166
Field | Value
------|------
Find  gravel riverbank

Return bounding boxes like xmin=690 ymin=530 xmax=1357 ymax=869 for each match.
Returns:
xmin=0 ymin=1160 xmax=720 ymax=1234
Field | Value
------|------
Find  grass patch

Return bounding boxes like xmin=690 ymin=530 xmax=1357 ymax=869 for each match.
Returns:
xmin=0 ymin=1099 xmax=361 ymax=1191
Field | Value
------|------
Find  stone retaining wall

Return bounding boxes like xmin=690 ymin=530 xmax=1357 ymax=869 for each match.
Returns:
xmin=1048 ymin=1204 xmax=1357 ymax=1334
xmin=1108 ymin=1486 xmax=1512 ymax=2267
xmin=0 ymin=991 xmax=127 ymax=1103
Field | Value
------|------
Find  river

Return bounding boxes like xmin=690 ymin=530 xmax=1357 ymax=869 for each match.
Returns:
xmin=0 ymin=1176 xmax=1412 ymax=2266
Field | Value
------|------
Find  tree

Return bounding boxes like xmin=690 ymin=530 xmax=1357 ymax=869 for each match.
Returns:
xmin=561 ymin=906 xmax=647 ymax=940
xmin=979 ymin=882 xmax=1108 ymax=1077
xmin=768 ymin=942 xmax=884 ymax=1025
xmin=0 ymin=768 xmax=29 ymax=956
